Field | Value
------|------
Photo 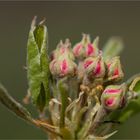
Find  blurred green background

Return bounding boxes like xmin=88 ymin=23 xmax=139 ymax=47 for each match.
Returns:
xmin=0 ymin=1 xmax=140 ymax=139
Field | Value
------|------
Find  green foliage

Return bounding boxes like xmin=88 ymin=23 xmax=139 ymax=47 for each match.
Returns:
xmin=33 ymin=25 xmax=45 ymax=52
xmin=37 ymin=83 xmax=46 ymax=112
xmin=27 ymin=17 xmax=50 ymax=112
xmin=131 ymin=77 xmax=140 ymax=92
xmin=103 ymin=37 xmax=124 ymax=60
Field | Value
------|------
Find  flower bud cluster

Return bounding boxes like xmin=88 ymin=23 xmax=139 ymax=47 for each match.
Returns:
xmin=49 ymin=34 xmax=124 ymax=83
xmin=49 ymin=34 xmax=128 ymax=112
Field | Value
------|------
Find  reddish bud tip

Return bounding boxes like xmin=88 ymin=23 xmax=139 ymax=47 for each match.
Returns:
xmin=73 ymin=34 xmax=99 ymax=59
xmin=50 ymin=39 xmax=75 ymax=61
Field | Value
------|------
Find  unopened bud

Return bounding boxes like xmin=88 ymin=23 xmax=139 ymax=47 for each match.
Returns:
xmin=49 ymin=55 xmax=77 ymax=78
xmin=73 ymin=34 xmax=99 ymax=59
xmin=83 ymin=56 xmax=106 ymax=79
xmin=50 ymin=39 xmax=75 ymax=61
xmin=101 ymin=84 xmax=126 ymax=110
xmin=106 ymin=56 xmax=124 ymax=82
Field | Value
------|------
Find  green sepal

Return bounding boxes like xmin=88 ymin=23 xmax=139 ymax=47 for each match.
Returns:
xmin=27 ymin=17 xmax=50 ymax=111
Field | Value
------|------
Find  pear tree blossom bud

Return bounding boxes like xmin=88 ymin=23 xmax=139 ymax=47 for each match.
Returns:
xmin=73 ymin=34 xmax=99 ymax=59
xmin=101 ymin=84 xmax=126 ymax=111
xmin=50 ymin=39 xmax=75 ymax=61
xmin=49 ymin=54 xmax=77 ymax=78
xmin=106 ymin=56 xmax=124 ymax=82
xmin=83 ymin=56 xmax=106 ymax=79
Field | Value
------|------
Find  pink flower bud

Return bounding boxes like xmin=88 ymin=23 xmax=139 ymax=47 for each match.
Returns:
xmin=49 ymin=55 xmax=77 ymax=77
xmin=73 ymin=34 xmax=99 ymax=59
xmin=106 ymin=56 xmax=124 ymax=82
xmin=50 ymin=39 xmax=75 ymax=61
xmin=101 ymin=84 xmax=126 ymax=110
xmin=83 ymin=56 xmax=106 ymax=79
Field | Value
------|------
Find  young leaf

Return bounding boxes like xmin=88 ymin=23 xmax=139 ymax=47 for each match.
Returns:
xmin=0 ymin=83 xmax=32 ymax=122
xmin=40 ymin=26 xmax=50 ymax=106
xmin=126 ymin=73 xmax=140 ymax=87
xmin=103 ymin=37 xmax=124 ymax=60
xmin=37 ymin=83 xmax=46 ymax=112
xmin=27 ymin=17 xmax=50 ymax=111
xmin=129 ymin=77 xmax=140 ymax=93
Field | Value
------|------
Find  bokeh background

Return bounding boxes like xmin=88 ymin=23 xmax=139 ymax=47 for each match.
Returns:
xmin=0 ymin=1 xmax=140 ymax=139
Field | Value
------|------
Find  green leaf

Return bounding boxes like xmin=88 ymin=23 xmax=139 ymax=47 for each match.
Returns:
xmin=103 ymin=37 xmax=124 ymax=60
xmin=37 ymin=83 xmax=46 ymax=112
xmin=134 ymin=81 xmax=140 ymax=92
xmin=27 ymin=17 xmax=50 ymax=111
xmin=33 ymin=25 xmax=45 ymax=52
xmin=0 ymin=83 xmax=32 ymax=122
xmin=40 ymin=28 xmax=50 ymax=106
xmin=129 ymin=77 xmax=140 ymax=93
